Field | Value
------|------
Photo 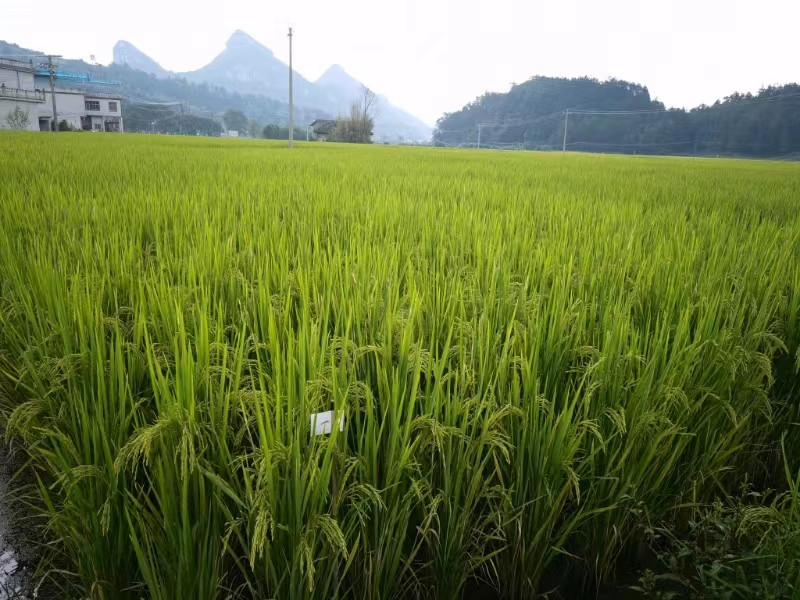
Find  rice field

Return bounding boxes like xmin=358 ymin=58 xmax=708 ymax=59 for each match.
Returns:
xmin=0 ymin=132 xmax=799 ymax=599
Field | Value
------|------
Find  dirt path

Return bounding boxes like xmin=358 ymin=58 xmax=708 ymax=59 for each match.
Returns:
xmin=0 ymin=445 xmax=31 ymax=599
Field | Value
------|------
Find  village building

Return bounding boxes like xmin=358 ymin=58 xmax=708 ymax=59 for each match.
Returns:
xmin=0 ymin=57 xmax=123 ymax=132
xmin=310 ymin=119 xmax=336 ymax=141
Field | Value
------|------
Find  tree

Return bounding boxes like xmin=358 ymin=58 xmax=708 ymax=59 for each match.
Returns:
xmin=223 ymin=108 xmax=248 ymax=132
xmin=360 ymin=84 xmax=377 ymax=121
xmin=433 ymin=76 xmax=800 ymax=157
xmin=331 ymin=85 xmax=376 ymax=143
xmin=5 ymin=106 xmax=30 ymax=130
xmin=123 ymin=104 xmax=223 ymax=136
xmin=261 ymin=123 xmax=306 ymax=140
xmin=248 ymin=119 xmax=261 ymax=138
xmin=262 ymin=123 xmax=280 ymax=139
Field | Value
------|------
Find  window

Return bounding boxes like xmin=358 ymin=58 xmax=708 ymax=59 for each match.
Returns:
xmin=108 ymin=101 xmax=117 ymax=112
xmin=85 ymin=100 xmax=100 ymax=111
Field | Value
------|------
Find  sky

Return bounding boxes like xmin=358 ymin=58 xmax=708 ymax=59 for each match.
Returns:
xmin=3 ymin=0 xmax=799 ymax=125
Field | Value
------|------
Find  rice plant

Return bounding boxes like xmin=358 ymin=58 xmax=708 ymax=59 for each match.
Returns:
xmin=0 ymin=131 xmax=798 ymax=599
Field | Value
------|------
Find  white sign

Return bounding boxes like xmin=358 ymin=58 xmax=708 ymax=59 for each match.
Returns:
xmin=310 ymin=410 xmax=344 ymax=436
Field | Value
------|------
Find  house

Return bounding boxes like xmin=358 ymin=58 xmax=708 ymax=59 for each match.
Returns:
xmin=310 ymin=119 xmax=336 ymax=141
xmin=78 ymin=93 xmax=123 ymax=132
xmin=0 ymin=57 xmax=123 ymax=132
xmin=0 ymin=58 xmax=44 ymax=131
xmin=35 ymin=87 xmax=123 ymax=132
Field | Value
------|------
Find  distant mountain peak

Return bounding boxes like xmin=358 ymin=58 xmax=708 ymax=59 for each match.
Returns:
xmin=323 ymin=64 xmax=347 ymax=76
xmin=317 ymin=64 xmax=359 ymax=88
xmin=112 ymin=40 xmax=167 ymax=78
xmin=226 ymin=30 xmax=273 ymax=56
xmin=106 ymin=32 xmax=430 ymax=141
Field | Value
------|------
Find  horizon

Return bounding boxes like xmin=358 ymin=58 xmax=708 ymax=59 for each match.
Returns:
xmin=4 ymin=0 xmax=800 ymax=125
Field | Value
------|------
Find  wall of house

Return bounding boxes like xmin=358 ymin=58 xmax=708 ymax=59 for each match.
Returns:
xmin=0 ymin=99 xmax=40 ymax=131
xmin=0 ymin=65 xmax=41 ymax=130
xmin=37 ymin=89 xmax=85 ymax=130
xmin=0 ymin=65 xmax=124 ymax=132
xmin=85 ymin=96 xmax=124 ymax=132
xmin=0 ymin=69 xmax=34 ymax=91
xmin=85 ymin=97 xmax=121 ymax=117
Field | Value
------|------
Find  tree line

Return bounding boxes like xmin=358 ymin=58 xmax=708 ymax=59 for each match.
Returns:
xmin=192 ymin=86 xmax=376 ymax=143
xmin=434 ymin=76 xmax=800 ymax=158
xmin=122 ymin=104 xmax=224 ymax=136
xmin=122 ymin=105 xmax=299 ymax=138
xmin=122 ymin=104 xmax=371 ymax=143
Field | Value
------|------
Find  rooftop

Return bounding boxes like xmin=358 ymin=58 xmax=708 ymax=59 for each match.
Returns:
xmin=311 ymin=119 xmax=337 ymax=134
xmin=0 ymin=57 xmax=36 ymax=72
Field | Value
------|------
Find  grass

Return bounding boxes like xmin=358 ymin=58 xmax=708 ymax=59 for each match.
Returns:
xmin=0 ymin=132 xmax=798 ymax=599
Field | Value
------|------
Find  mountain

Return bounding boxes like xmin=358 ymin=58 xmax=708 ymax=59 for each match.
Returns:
xmin=113 ymin=41 xmax=167 ymax=79
xmin=316 ymin=64 xmax=361 ymax=109
xmin=435 ymin=76 xmax=800 ymax=157
xmin=8 ymin=33 xmax=424 ymax=141
xmin=313 ymin=64 xmax=356 ymax=116
xmin=315 ymin=64 xmax=432 ymax=142
xmin=0 ymin=39 xmax=329 ymax=133
xmin=179 ymin=31 xmax=320 ymax=108
xmin=317 ymin=64 xmax=355 ymax=90
xmin=112 ymin=30 xmax=431 ymax=142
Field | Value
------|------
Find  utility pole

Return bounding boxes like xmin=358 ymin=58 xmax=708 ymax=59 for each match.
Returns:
xmin=49 ymin=68 xmax=57 ymax=131
xmin=306 ymin=124 xmax=310 ymax=141
xmin=477 ymin=123 xmax=481 ymax=149
xmin=43 ymin=55 xmax=62 ymax=132
xmin=562 ymin=109 xmax=569 ymax=152
xmin=288 ymin=27 xmax=294 ymax=149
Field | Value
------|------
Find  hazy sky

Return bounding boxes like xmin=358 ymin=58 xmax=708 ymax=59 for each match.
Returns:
xmin=4 ymin=0 xmax=799 ymax=125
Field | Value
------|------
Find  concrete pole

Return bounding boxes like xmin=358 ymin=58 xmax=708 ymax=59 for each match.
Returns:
xmin=288 ymin=27 xmax=294 ymax=149
xmin=562 ymin=109 xmax=569 ymax=152
xmin=49 ymin=58 xmax=58 ymax=132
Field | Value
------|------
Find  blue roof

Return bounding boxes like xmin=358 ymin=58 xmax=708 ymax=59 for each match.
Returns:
xmin=35 ymin=70 xmax=121 ymax=86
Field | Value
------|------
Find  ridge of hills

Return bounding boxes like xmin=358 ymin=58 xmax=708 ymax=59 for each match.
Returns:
xmin=0 ymin=34 xmax=432 ymax=142
xmin=0 ymin=39 xmax=328 ymax=131
xmin=113 ymin=31 xmax=432 ymax=142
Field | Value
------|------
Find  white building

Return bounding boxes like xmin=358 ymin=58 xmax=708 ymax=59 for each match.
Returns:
xmin=0 ymin=57 xmax=123 ymax=132
xmin=0 ymin=58 xmax=43 ymax=131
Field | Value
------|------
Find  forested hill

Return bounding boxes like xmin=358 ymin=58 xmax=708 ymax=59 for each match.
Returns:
xmin=435 ymin=76 xmax=800 ymax=157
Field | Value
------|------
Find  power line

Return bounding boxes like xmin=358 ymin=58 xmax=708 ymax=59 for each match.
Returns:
xmin=122 ymin=96 xmax=184 ymax=106
xmin=479 ymin=110 xmax=565 ymax=128
xmin=568 ymin=108 xmax=669 ymax=115
xmin=436 ymin=111 xmax=564 ymax=144
xmin=567 ymin=140 xmax=694 ymax=147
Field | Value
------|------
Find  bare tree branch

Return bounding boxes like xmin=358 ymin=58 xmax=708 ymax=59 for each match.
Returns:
xmin=360 ymin=84 xmax=377 ymax=120
xmin=331 ymin=87 xmax=376 ymax=143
